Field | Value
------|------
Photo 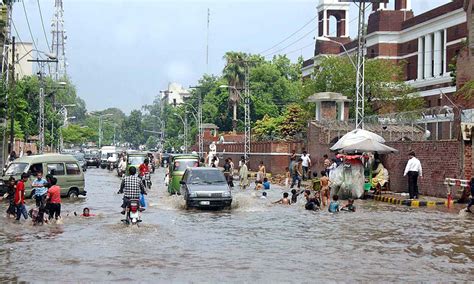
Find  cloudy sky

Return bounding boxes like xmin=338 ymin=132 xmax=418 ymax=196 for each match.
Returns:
xmin=13 ymin=0 xmax=449 ymax=113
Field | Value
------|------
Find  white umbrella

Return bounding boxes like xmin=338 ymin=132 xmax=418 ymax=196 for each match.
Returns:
xmin=330 ymin=129 xmax=385 ymax=151
xmin=339 ymin=138 xmax=398 ymax=154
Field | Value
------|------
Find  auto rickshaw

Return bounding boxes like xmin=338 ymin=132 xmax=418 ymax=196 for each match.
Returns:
xmin=126 ymin=151 xmax=148 ymax=175
xmin=167 ymin=154 xmax=200 ymax=195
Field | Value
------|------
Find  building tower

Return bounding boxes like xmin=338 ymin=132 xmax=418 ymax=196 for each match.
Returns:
xmin=50 ymin=0 xmax=67 ymax=80
xmin=317 ymin=0 xmax=350 ymax=38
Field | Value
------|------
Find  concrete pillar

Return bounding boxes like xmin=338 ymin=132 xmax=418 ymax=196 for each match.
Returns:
xmin=424 ymin=34 xmax=433 ymax=79
xmin=417 ymin=37 xmax=424 ymax=80
xmin=433 ymin=30 xmax=442 ymax=77
xmin=315 ymin=102 xmax=321 ymax=121
xmin=395 ymin=0 xmax=407 ymax=10
xmin=323 ymin=10 xmax=328 ymax=36
xmin=443 ymin=28 xmax=447 ymax=74
xmin=338 ymin=101 xmax=345 ymax=121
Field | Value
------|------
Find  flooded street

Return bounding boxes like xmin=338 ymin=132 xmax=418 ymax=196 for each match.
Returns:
xmin=0 ymin=168 xmax=473 ymax=282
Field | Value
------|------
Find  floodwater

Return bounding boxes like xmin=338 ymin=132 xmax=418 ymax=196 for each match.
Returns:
xmin=0 ymin=168 xmax=472 ymax=282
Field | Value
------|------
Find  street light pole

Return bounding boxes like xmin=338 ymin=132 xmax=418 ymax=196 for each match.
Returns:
xmin=174 ymin=113 xmax=187 ymax=153
xmin=219 ymin=64 xmax=251 ymax=164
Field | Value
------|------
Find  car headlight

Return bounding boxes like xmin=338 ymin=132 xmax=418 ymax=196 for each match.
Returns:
xmin=222 ymin=191 xmax=231 ymax=198
xmin=188 ymin=192 xmax=197 ymax=198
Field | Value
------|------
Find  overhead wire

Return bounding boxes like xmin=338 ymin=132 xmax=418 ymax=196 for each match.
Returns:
xmin=36 ymin=0 xmax=51 ymax=52
xmin=263 ymin=27 xmax=317 ymax=57
xmin=11 ymin=18 xmax=31 ymax=75
xmin=21 ymin=0 xmax=40 ymax=52
xmin=258 ymin=14 xmax=318 ymax=55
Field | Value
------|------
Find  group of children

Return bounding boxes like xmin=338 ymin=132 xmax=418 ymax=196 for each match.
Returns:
xmin=257 ymin=169 xmax=355 ymax=213
xmin=2 ymin=171 xmax=95 ymax=224
xmin=272 ymin=190 xmax=355 ymax=213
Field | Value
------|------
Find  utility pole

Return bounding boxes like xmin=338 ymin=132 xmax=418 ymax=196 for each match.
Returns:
xmin=189 ymin=86 xmax=204 ymax=158
xmin=98 ymin=116 xmax=103 ymax=148
xmin=206 ymin=8 xmax=210 ymax=73
xmin=244 ymin=64 xmax=251 ymax=164
xmin=50 ymin=0 xmax=67 ymax=80
xmin=1 ymin=2 xmax=12 ymax=165
xmin=39 ymin=79 xmax=45 ymax=154
xmin=8 ymin=35 xmax=15 ymax=154
xmin=354 ymin=1 xmax=367 ymax=129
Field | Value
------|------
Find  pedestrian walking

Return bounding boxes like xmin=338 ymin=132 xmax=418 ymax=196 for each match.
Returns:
xmin=32 ymin=171 xmax=48 ymax=222
xmin=301 ymin=151 xmax=311 ymax=180
xmin=223 ymin=159 xmax=234 ymax=187
xmin=14 ymin=173 xmax=29 ymax=221
xmin=290 ymin=158 xmax=303 ymax=189
xmin=5 ymin=177 xmax=17 ymax=218
xmin=257 ymin=161 xmax=266 ymax=183
xmin=323 ymin=154 xmax=331 ymax=176
xmin=47 ymin=177 xmax=61 ymax=220
xmin=404 ymin=151 xmax=422 ymax=199
xmin=239 ymin=161 xmax=249 ymax=189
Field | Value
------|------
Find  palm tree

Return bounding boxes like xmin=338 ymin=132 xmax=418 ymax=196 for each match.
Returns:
xmin=223 ymin=52 xmax=248 ymax=132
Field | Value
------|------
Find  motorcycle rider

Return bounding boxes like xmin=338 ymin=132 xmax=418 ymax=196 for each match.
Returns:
xmin=118 ymin=166 xmax=146 ymax=215
xmin=139 ymin=158 xmax=150 ymax=186
xmin=118 ymin=156 xmax=127 ymax=176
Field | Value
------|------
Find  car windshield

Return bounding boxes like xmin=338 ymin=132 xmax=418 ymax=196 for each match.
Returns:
xmin=74 ymin=153 xmax=85 ymax=161
xmin=4 ymin=163 xmax=29 ymax=176
xmin=174 ymin=159 xmax=199 ymax=171
xmin=128 ymin=156 xmax=145 ymax=165
xmin=187 ymin=170 xmax=227 ymax=185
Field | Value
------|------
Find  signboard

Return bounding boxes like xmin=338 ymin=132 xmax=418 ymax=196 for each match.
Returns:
xmin=461 ymin=123 xmax=474 ymax=141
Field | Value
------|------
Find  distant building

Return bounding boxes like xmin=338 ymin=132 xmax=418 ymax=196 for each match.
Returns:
xmin=9 ymin=42 xmax=33 ymax=80
xmin=303 ymin=0 xmax=469 ymax=107
xmin=161 ymin=82 xmax=192 ymax=106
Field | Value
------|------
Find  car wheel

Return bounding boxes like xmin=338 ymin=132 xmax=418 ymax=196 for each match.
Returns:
xmin=68 ymin=189 xmax=79 ymax=199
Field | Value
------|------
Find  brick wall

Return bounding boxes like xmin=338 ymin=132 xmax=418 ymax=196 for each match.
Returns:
xmin=382 ymin=140 xmax=463 ymax=197
xmin=215 ymin=141 xmax=304 ymax=174
xmin=306 ymin=122 xmax=471 ymax=198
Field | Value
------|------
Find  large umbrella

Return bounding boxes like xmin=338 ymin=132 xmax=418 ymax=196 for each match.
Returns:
xmin=330 ymin=128 xmax=385 ymax=151
xmin=340 ymin=138 xmax=398 ymax=154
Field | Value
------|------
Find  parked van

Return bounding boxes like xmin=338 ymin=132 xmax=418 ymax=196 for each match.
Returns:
xmin=0 ymin=154 xmax=86 ymax=198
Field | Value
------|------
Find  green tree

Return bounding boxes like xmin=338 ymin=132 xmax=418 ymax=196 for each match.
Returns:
xmin=308 ymin=56 xmax=424 ymax=116
xmin=121 ymin=110 xmax=144 ymax=148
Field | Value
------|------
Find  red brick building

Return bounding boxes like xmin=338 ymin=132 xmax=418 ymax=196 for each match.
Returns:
xmin=303 ymin=0 xmax=469 ymax=108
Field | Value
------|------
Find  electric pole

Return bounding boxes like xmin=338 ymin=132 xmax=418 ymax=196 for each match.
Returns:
xmin=8 ymin=35 xmax=15 ymax=154
xmin=244 ymin=64 xmax=251 ymax=164
xmin=51 ymin=0 xmax=67 ymax=80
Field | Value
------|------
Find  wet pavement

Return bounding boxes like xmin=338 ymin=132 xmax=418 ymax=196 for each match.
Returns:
xmin=0 ymin=168 xmax=473 ymax=282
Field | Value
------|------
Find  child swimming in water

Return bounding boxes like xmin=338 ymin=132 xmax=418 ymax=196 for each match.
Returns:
xmin=341 ymin=199 xmax=356 ymax=212
xmin=274 ymin=192 xmax=291 ymax=205
xmin=291 ymin=189 xmax=300 ymax=204
xmin=328 ymin=195 xmax=340 ymax=213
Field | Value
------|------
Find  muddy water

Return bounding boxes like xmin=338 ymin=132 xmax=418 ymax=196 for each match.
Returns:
xmin=0 ymin=168 xmax=472 ymax=282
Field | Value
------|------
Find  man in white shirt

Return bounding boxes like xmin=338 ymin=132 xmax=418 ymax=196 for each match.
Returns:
xmin=404 ymin=151 xmax=422 ymax=199
xmin=301 ymin=151 xmax=311 ymax=181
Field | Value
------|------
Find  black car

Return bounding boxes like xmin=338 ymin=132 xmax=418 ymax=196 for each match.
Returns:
xmin=161 ymin=153 xmax=170 ymax=167
xmin=180 ymin=168 xmax=232 ymax=209
xmin=84 ymin=153 xmax=100 ymax=168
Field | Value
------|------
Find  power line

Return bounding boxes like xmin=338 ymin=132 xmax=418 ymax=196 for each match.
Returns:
xmin=21 ymin=0 xmax=39 ymax=52
xmin=258 ymin=15 xmax=317 ymax=55
xmin=264 ymin=27 xmax=317 ymax=57
xmin=36 ymin=0 xmax=51 ymax=52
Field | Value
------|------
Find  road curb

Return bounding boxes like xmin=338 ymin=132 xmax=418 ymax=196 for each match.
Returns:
xmin=367 ymin=193 xmax=453 ymax=207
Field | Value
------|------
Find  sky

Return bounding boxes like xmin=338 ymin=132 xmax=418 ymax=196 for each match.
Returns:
xmin=13 ymin=0 xmax=450 ymax=114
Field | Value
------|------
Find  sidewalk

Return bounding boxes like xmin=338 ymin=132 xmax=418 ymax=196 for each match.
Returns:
xmin=367 ymin=192 xmax=456 ymax=207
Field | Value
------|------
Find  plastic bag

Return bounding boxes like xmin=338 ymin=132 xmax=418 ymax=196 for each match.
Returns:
xmin=140 ymin=194 xmax=147 ymax=208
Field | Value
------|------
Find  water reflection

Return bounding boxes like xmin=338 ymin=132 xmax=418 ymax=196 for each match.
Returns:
xmin=0 ymin=168 xmax=472 ymax=282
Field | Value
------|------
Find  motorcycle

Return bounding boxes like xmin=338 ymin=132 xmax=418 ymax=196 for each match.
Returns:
xmin=108 ymin=161 xmax=114 ymax=171
xmin=143 ymin=173 xmax=152 ymax=189
xmin=122 ymin=199 xmax=141 ymax=226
